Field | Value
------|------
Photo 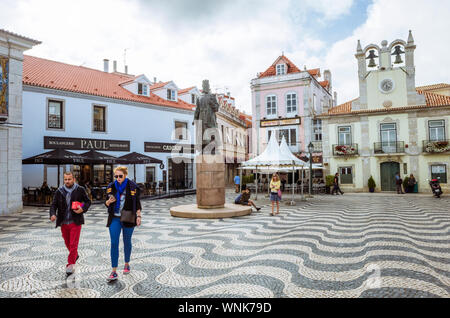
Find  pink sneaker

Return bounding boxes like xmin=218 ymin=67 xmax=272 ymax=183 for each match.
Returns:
xmin=123 ymin=265 xmax=131 ymax=275
xmin=107 ymin=271 xmax=118 ymax=282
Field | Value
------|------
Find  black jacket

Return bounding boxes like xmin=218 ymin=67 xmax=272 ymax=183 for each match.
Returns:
xmin=105 ymin=179 xmax=142 ymax=228
xmin=49 ymin=185 xmax=91 ymax=228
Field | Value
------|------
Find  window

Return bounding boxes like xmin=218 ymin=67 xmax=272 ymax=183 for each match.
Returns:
xmin=266 ymin=95 xmax=277 ymax=116
xmin=313 ymin=119 xmax=322 ymax=141
xmin=167 ymin=89 xmax=176 ymax=101
xmin=429 ymin=120 xmax=445 ymax=141
xmin=93 ymin=105 xmax=106 ymax=132
xmin=286 ymin=93 xmax=297 ymax=113
xmin=431 ymin=165 xmax=447 ymax=183
xmin=191 ymin=94 xmax=196 ymax=104
xmin=174 ymin=121 xmax=188 ymax=140
xmin=138 ymin=83 xmax=148 ymax=96
xmin=48 ymin=100 xmax=63 ymax=129
xmin=338 ymin=126 xmax=351 ymax=145
xmin=276 ymin=64 xmax=286 ymax=75
xmin=340 ymin=167 xmax=353 ymax=184
xmin=268 ymin=129 xmax=296 ymax=146
xmin=146 ymin=166 xmax=155 ymax=183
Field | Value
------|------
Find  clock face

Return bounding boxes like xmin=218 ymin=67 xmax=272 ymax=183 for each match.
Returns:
xmin=380 ymin=79 xmax=394 ymax=93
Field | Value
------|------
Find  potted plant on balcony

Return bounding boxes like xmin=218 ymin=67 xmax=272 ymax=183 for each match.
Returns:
xmin=334 ymin=145 xmax=357 ymax=156
xmin=368 ymin=176 xmax=376 ymax=193
xmin=425 ymin=140 xmax=450 ymax=153
xmin=325 ymin=175 xmax=334 ymax=194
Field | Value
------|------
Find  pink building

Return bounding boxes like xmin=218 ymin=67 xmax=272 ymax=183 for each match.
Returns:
xmin=250 ymin=55 xmax=335 ymax=164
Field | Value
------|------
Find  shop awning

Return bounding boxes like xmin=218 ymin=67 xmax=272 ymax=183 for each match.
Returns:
xmin=22 ymin=148 xmax=86 ymax=165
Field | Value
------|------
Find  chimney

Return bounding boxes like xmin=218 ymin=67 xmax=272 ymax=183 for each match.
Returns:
xmin=334 ymin=91 xmax=337 ymax=107
xmin=113 ymin=60 xmax=117 ymax=73
xmin=103 ymin=59 xmax=109 ymax=72
xmin=125 ymin=65 xmax=128 ymax=74
xmin=154 ymin=77 xmax=157 ymax=84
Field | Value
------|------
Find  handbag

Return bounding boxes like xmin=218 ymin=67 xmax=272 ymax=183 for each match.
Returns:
xmin=120 ymin=209 xmax=136 ymax=223
xmin=277 ymin=189 xmax=282 ymax=199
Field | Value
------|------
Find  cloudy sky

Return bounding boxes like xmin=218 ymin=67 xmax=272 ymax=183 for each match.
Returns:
xmin=1 ymin=0 xmax=449 ymax=114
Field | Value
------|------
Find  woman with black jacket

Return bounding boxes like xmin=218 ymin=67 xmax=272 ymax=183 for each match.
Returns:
xmin=105 ymin=166 xmax=142 ymax=282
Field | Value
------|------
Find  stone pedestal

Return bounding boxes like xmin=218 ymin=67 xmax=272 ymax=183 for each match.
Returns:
xmin=196 ymin=154 xmax=225 ymax=209
xmin=170 ymin=153 xmax=252 ymax=219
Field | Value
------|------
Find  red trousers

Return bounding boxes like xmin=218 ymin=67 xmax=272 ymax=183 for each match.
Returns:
xmin=61 ymin=223 xmax=82 ymax=266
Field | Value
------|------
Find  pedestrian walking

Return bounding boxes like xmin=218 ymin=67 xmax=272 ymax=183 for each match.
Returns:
xmin=395 ymin=172 xmax=404 ymax=194
xmin=281 ymin=174 xmax=286 ymax=192
xmin=105 ymin=166 xmax=142 ymax=282
xmin=49 ymin=171 xmax=91 ymax=277
xmin=234 ymin=184 xmax=261 ymax=211
xmin=331 ymin=173 xmax=344 ymax=195
xmin=234 ymin=174 xmax=240 ymax=193
xmin=408 ymin=174 xmax=417 ymax=193
xmin=270 ymin=173 xmax=281 ymax=216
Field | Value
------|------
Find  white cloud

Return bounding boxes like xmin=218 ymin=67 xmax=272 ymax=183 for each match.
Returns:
xmin=0 ymin=0 xmax=448 ymax=113
xmin=325 ymin=0 xmax=450 ymax=105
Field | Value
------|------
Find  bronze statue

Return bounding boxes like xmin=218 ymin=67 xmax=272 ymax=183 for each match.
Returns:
xmin=193 ymin=80 xmax=220 ymax=153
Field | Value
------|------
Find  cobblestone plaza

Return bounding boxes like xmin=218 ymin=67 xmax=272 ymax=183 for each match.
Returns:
xmin=0 ymin=192 xmax=449 ymax=298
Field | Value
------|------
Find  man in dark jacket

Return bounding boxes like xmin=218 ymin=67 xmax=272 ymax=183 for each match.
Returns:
xmin=331 ymin=172 xmax=344 ymax=195
xmin=50 ymin=171 xmax=91 ymax=276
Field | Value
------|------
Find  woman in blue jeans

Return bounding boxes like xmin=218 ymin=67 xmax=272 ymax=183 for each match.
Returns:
xmin=105 ymin=166 xmax=142 ymax=282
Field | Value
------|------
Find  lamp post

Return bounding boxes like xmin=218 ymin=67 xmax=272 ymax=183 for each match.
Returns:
xmin=308 ymin=142 xmax=314 ymax=196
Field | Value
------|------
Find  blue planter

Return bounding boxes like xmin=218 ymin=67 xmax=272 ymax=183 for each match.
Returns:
xmin=369 ymin=188 xmax=375 ymax=193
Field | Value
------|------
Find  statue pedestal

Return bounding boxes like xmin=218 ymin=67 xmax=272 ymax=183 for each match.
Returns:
xmin=196 ymin=154 xmax=225 ymax=208
xmin=170 ymin=154 xmax=252 ymax=219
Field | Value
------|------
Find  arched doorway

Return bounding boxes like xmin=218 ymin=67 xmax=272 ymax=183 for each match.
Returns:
xmin=380 ymin=162 xmax=400 ymax=191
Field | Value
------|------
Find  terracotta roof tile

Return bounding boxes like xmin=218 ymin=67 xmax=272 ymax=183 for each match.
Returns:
xmin=307 ymin=68 xmax=321 ymax=77
xmin=150 ymin=81 xmax=170 ymax=90
xmin=178 ymin=87 xmax=195 ymax=95
xmin=258 ymin=55 xmax=302 ymax=78
xmin=23 ymin=55 xmax=194 ymax=111
xmin=327 ymin=86 xmax=450 ymax=116
xmin=416 ymin=83 xmax=450 ymax=91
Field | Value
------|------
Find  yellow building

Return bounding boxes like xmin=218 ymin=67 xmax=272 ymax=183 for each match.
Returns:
xmin=319 ymin=31 xmax=450 ymax=193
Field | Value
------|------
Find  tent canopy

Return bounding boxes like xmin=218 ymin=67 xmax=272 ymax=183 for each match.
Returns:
xmin=241 ymin=134 xmax=304 ymax=168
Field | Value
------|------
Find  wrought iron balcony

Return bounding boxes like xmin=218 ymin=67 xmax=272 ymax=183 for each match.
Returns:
xmin=332 ymin=144 xmax=359 ymax=156
xmin=423 ymin=139 xmax=450 ymax=153
xmin=374 ymin=141 xmax=405 ymax=154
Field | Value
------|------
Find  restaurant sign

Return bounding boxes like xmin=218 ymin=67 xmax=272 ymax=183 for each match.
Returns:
xmin=260 ymin=117 xmax=301 ymax=127
xmin=145 ymin=142 xmax=194 ymax=154
xmin=44 ymin=136 xmax=130 ymax=151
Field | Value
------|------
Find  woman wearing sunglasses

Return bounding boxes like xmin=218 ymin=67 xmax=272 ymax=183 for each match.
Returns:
xmin=105 ymin=166 xmax=142 ymax=282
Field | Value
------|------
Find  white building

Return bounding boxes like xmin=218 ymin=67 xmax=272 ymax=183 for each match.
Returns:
xmin=22 ymin=56 xmax=197 ymax=191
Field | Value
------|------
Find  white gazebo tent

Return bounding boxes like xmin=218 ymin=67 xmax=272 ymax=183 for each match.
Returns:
xmin=239 ymin=134 xmax=305 ymax=202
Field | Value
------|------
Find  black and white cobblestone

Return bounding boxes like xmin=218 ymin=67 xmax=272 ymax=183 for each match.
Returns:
xmin=0 ymin=192 xmax=449 ymax=298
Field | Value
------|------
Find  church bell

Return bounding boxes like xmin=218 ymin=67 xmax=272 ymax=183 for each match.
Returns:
xmin=392 ymin=45 xmax=405 ymax=64
xmin=366 ymin=50 xmax=378 ymax=68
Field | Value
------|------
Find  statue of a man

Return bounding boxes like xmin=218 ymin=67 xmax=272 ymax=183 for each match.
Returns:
xmin=192 ymin=80 xmax=220 ymax=153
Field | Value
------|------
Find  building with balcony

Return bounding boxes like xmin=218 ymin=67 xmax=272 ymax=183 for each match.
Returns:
xmin=319 ymin=31 xmax=450 ymax=193
xmin=250 ymin=54 xmax=335 ymax=176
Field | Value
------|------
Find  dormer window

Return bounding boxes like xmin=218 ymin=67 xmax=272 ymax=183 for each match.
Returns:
xmin=167 ymin=89 xmax=177 ymax=101
xmin=138 ymin=83 xmax=148 ymax=96
xmin=276 ymin=64 xmax=286 ymax=75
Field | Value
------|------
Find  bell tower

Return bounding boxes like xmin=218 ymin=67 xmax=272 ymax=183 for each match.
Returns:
xmin=354 ymin=30 xmax=423 ymax=111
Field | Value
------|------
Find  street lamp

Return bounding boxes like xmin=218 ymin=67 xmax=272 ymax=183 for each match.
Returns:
xmin=308 ymin=142 xmax=314 ymax=196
